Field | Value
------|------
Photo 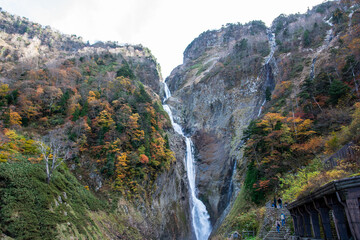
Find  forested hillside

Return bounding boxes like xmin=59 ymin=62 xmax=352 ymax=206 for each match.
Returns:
xmin=0 ymin=8 xmax=191 ymax=240
xmin=213 ymin=0 xmax=360 ymax=238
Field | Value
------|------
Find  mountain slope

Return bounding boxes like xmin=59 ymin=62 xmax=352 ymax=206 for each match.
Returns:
xmin=166 ymin=20 xmax=275 ymax=225
xmin=165 ymin=0 xmax=360 ymax=238
xmin=211 ymin=0 xmax=360 ymax=238
xmin=0 ymin=8 xmax=192 ymax=239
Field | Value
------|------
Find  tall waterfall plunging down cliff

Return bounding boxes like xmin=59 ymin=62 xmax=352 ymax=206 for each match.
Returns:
xmin=162 ymin=83 xmax=212 ymax=240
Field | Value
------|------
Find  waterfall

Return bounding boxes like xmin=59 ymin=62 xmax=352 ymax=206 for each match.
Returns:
xmin=257 ymin=30 xmax=276 ymax=117
xmin=226 ymin=160 xmax=237 ymax=203
xmin=162 ymin=82 xmax=212 ymax=240
xmin=310 ymin=57 xmax=317 ymax=80
xmin=265 ymin=30 xmax=276 ymax=64
xmin=257 ymin=99 xmax=266 ymax=117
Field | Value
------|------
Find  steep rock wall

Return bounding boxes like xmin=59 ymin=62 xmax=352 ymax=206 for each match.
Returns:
xmin=166 ymin=21 xmax=276 ymax=225
xmin=151 ymin=132 xmax=193 ymax=240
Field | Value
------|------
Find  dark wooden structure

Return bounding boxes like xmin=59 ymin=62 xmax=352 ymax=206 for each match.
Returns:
xmin=287 ymin=176 xmax=360 ymax=240
xmin=323 ymin=142 xmax=356 ymax=169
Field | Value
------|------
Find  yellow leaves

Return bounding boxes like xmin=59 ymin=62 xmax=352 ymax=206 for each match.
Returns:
xmin=151 ymin=159 xmax=161 ymax=167
xmin=1 ymin=129 xmax=39 ymax=161
xmin=297 ymin=119 xmax=314 ymax=133
xmin=115 ymin=152 xmax=128 ymax=188
xmin=280 ymin=152 xmax=359 ymax=203
xmin=116 ymin=152 xmax=128 ymax=168
xmin=68 ymin=103 xmax=81 ymax=116
xmin=128 ymin=113 xmax=140 ymax=129
xmin=164 ymin=149 xmax=176 ymax=170
xmin=27 ymin=156 xmax=42 ymax=163
xmin=132 ymin=130 xmax=145 ymax=142
xmin=95 ymin=110 xmax=115 ymax=129
xmin=105 ymin=139 xmax=121 ymax=153
xmin=9 ymin=109 xmax=22 ymax=126
xmin=87 ymin=90 xmax=98 ymax=102
xmin=146 ymin=103 xmax=156 ymax=118
xmin=117 ymin=173 xmax=126 ymax=180
xmin=288 ymin=117 xmax=316 ymax=141
xmin=257 ymin=113 xmax=285 ymax=132
xmin=0 ymin=151 xmax=9 ymax=162
xmin=24 ymin=139 xmax=38 ymax=154
xmin=126 ymin=113 xmax=144 ymax=142
xmin=0 ymin=84 xmax=9 ymax=97
xmin=325 ymin=131 xmax=339 ymax=154
xmin=4 ymin=129 xmax=18 ymax=140
xmin=117 ymin=76 xmax=135 ymax=93
xmin=324 ymin=103 xmax=360 ymax=155
xmin=298 ymin=168 xmax=349 ymax=198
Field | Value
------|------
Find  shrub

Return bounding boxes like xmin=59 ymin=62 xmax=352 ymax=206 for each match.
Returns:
xmin=303 ymin=29 xmax=311 ymax=47
xmin=329 ymin=79 xmax=350 ymax=105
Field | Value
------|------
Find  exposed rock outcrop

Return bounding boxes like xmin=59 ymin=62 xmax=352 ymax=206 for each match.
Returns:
xmin=151 ymin=132 xmax=193 ymax=240
xmin=166 ymin=21 xmax=276 ymax=225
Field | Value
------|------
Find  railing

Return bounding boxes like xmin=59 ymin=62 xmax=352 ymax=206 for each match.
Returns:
xmin=323 ymin=142 xmax=357 ymax=169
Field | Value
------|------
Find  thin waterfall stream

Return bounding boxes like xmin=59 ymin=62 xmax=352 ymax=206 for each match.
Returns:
xmin=258 ymin=30 xmax=276 ymax=117
xmin=162 ymin=82 xmax=212 ymax=240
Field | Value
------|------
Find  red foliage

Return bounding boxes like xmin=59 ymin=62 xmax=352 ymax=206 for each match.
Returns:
xmin=139 ymin=154 xmax=149 ymax=164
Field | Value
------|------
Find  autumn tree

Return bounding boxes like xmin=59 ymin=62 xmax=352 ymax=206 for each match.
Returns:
xmin=9 ymin=109 xmax=22 ymax=126
xmin=243 ymin=112 xmax=317 ymax=196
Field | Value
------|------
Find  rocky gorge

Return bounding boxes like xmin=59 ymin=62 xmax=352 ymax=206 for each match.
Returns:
xmin=165 ymin=20 xmax=277 ymax=228
xmin=1 ymin=0 xmax=360 ymax=239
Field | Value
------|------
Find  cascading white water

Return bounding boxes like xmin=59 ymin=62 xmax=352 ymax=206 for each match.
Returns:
xmin=162 ymin=83 xmax=212 ymax=240
xmin=226 ymin=160 xmax=237 ymax=202
xmin=310 ymin=57 xmax=317 ymax=80
xmin=257 ymin=99 xmax=266 ymax=117
xmin=258 ymin=30 xmax=276 ymax=117
xmin=265 ymin=30 xmax=276 ymax=64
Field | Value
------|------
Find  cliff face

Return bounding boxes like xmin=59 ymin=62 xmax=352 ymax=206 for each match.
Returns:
xmin=151 ymin=133 xmax=192 ymax=240
xmin=165 ymin=0 xmax=348 ymax=230
xmin=166 ymin=21 xmax=276 ymax=224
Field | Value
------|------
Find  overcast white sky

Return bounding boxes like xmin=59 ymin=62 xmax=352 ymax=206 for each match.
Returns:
xmin=0 ymin=0 xmax=326 ymax=78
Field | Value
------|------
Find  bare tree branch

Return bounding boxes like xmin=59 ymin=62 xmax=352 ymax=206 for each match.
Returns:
xmin=36 ymin=128 xmax=76 ymax=184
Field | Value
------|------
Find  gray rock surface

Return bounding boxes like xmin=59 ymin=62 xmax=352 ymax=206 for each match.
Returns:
xmin=166 ymin=22 xmax=275 ymax=225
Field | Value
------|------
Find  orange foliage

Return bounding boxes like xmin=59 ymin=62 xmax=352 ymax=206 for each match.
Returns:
xmin=272 ymin=81 xmax=292 ymax=100
xmin=9 ymin=109 xmax=22 ymax=126
xmin=139 ymin=154 xmax=149 ymax=164
xmin=291 ymin=136 xmax=323 ymax=153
